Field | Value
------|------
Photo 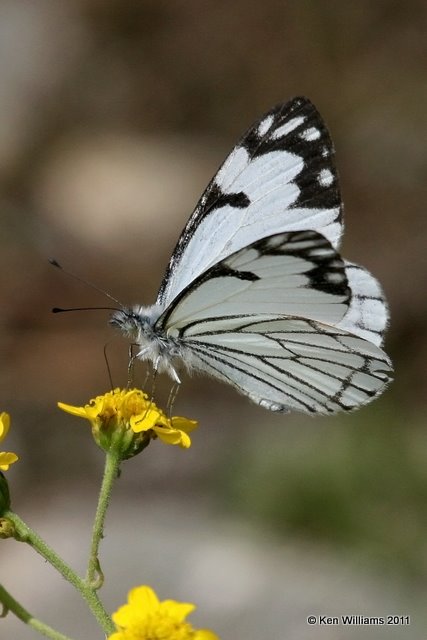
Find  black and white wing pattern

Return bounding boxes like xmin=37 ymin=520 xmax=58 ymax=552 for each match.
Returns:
xmin=159 ymin=230 xmax=350 ymax=329
xmin=338 ymin=262 xmax=389 ymax=347
xmin=155 ymin=231 xmax=392 ymax=414
xmin=111 ymin=96 xmax=392 ymax=414
xmin=157 ymin=97 xmax=343 ymax=308
xmin=179 ymin=316 xmax=390 ymax=414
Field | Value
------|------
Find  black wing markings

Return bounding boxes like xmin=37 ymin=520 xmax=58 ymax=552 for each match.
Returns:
xmin=157 ymin=97 xmax=342 ymax=303
xmin=187 ymin=320 xmax=391 ymax=413
xmin=156 ymin=229 xmax=350 ymax=329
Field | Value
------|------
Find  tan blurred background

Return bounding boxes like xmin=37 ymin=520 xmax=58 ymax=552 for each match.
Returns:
xmin=1 ymin=1 xmax=427 ymax=639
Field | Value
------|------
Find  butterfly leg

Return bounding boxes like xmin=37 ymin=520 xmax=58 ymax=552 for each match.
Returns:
xmin=149 ymin=363 xmax=158 ymax=401
xmin=103 ymin=341 xmax=114 ymax=390
xmin=166 ymin=381 xmax=181 ymax=417
xmin=166 ymin=360 xmax=181 ymax=385
xmin=127 ymin=343 xmax=139 ymax=387
xmin=148 ymin=355 xmax=180 ymax=401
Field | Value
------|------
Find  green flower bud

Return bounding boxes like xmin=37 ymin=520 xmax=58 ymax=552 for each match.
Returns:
xmin=0 ymin=517 xmax=15 ymax=539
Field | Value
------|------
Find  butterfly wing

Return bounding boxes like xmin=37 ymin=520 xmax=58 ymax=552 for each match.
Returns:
xmin=176 ymin=315 xmax=392 ymax=414
xmin=338 ymin=262 xmax=389 ymax=347
xmin=158 ymin=230 xmax=350 ymax=331
xmin=157 ymin=97 xmax=343 ymax=308
xmin=155 ymin=230 xmax=392 ymax=414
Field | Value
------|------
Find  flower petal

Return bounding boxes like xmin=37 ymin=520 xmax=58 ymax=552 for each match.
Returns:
xmin=161 ymin=600 xmax=195 ymax=621
xmin=153 ymin=425 xmax=191 ymax=448
xmin=109 ymin=584 xmax=219 ymax=640
xmin=130 ymin=410 xmax=162 ymax=433
xmin=111 ymin=603 xmax=132 ymax=628
xmin=195 ymin=630 xmax=221 ymax=640
xmin=0 ymin=452 xmax=19 ymax=471
xmin=57 ymin=402 xmax=88 ymax=419
xmin=113 ymin=585 xmax=160 ymax=628
xmin=84 ymin=399 xmax=105 ymax=421
xmin=0 ymin=413 xmax=11 ymax=442
xmin=171 ymin=417 xmax=198 ymax=434
xmin=128 ymin=584 xmax=160 ymax=613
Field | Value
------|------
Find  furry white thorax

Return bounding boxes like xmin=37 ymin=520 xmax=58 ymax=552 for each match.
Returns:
xmin=109 ymin=304 xmax=189 ymax=382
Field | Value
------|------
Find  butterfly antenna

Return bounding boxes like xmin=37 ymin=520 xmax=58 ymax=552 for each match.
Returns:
xmin=49 ymin=258 xmax=124 ymax=307
xmin=52 ymin=306 xmax=120 ymax=313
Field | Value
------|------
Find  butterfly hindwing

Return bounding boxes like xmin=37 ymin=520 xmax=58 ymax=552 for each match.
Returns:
xmin=155 ymin=229 xmax=392 ymax=414
xmin=338 ymin=262 xmax=389 ymax=347
xmin=157 ymin=97 xmax=343 ymax=308
xmin=176 ymin=315 xmax=392 ymax=414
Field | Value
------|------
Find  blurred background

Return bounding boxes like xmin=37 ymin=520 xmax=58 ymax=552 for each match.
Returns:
xmin=1 ymin=1 xmax=426 ymax=638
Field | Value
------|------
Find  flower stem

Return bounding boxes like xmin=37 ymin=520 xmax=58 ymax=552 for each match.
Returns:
xmin=3 ymin=511 xmax=115 ymax=635
xmin=86 ymin=448 xmax=121 ymax=587
xmin=0 ymin=584 xmax=74 ymax=640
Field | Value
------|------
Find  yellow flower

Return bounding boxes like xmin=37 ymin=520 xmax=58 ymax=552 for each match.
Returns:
xmin=58 ymin=389 xmax=197 ymax=458
xmin=108 ymin=585 xmax=219 ymax=640
xmin=0 ymin=412 xmax=19 ymax=471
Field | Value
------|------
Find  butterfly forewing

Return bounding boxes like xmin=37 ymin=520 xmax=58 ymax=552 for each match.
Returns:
xmin=157 ymin=230 xmax=350 ymax=331
xmin=157 ymin=97 xmax=343 ymax=308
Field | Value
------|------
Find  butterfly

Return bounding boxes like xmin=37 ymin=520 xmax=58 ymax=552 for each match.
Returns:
xmin=110 ymin=96 xmax=393 ymax=414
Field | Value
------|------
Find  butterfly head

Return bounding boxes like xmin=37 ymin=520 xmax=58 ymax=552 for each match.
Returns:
xmin=110 ymin=304 xmax=187 ymax=381
xmin=109 ymin=304 xmax=164 ymax=340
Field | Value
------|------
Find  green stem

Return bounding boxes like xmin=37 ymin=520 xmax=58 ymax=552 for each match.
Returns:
xmin=0 ymin=584 xmax=74 ymax=640
xmin=86 ymin=448 xmax=121 ymax=587
xmin=4 ymin=511 xmax=115 ymax=635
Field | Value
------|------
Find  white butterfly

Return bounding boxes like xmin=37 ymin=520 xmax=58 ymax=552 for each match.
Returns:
xmin=110 ymin=97 xmax=392 ymax=414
